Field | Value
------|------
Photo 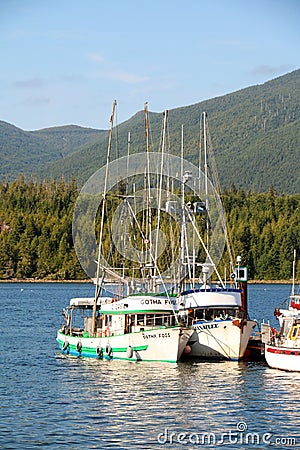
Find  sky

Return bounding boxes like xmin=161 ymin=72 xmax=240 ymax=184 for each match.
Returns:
xmin=0 ymin=0 xmax=299 ymax=131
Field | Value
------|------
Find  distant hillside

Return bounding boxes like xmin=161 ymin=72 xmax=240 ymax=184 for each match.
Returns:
xmin=0 ymin=122 xmax=105 ymax=180
xmin=1 ymin=69 xmax=299 ymax=193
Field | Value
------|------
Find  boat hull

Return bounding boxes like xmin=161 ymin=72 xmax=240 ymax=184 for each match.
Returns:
xmin=265 ymin=344 xmax=300 ymax=372
xmin=57 ymin=326 xmax=192 ymax=363
xmin=187 ymin=319 xmax=257 ymax=360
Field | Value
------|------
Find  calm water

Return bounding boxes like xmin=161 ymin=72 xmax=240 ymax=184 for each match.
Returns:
xmin=0 ymin=282 xmax=299 ymax=449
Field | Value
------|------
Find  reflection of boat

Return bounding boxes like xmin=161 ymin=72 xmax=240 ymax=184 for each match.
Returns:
xmin=177 ymin=112 xmax=257 ymax=360
xmin=56 ymin=102 xmax=193 ymax=362
xmin=262 ymin=250 xmax=300 ymax=371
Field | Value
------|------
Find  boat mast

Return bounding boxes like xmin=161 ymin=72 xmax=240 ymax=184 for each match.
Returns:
xmin=126 ymin=131 xmax=130 ymax=196
xmin=92 ymin=100 xmax=117 ymax=336
xmin=178 ymin=124 xmax=186 ymax=292
xmin=154 ymin=109 xmax=168 ymax=280
xmin=144 ymin=102 xmax=152 ymax=283
xmin=203 ymin=112 xmax=210 ymax=251
xmin=292 ymin=249 xmax=297 ymax=296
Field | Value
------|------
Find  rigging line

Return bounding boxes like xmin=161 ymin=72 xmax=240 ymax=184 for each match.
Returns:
xmin=92 ymin=100 xmax=117 ymax=336
xmin=168 ymin=208 xmax=178 ymax=283
xmin=126 ymin=131 xmax=130 ymax=196
xmin=206 ymin=119 xmax=235 ymax=268
xmin=154 ymin=110 xmax=168 ymax=274
xmin=113 ymin=101 xmax=120 ymax=190
xmin=203 ymin=112 xmax=210 ymax=251
xmin=95 ymin=237 xmax=116 ymax=301
xmin=126 ymin=200 xmax=178 ymax=321
xmin=166 ymin=120 xmax=171 ymax=196
xmin=199 ymin=113 xmax=203 ymax=194
xmin=202 ymin=324 xmax=233 ymax=358
xmin=179 ymin=124 xmax=185 ymax=292
xmin=144 ymin=102 xmax=152 ymax=266
xmin=185 ymin=205 xmax=225 ymax=288
xmin=142 ymin=168 xmax=147 ymax=267
xmin=292 ymin=248 xmax=296 ymax=296
xmin=124 ymin=198 xmax=145 ymax=274
xmin=147 ymin=106 xmax=155 ymax=152
xmin=183 ymin=215 xmax=193 ymax=285
xmin=96 ymin=100 xmax=116 ymax=285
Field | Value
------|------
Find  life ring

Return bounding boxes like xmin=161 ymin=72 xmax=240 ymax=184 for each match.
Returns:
xmin=76 ymin=341 xmax=82 ymax=352
xmin=127 ymin=345 xmax=133 ymax=358
xmin=106 ymin=343 xmax=113 ymax=358
xmin=104 ymin=326 xmax=110 ymax=337
xmin=62 ymin=341 xmax=69 ymax=351
xmin=96 ymin=346 xmax=103 ymax=358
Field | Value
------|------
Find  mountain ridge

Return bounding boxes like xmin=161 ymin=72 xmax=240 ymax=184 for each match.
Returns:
xmin=1 ymin=69 xmax=299 ymax=193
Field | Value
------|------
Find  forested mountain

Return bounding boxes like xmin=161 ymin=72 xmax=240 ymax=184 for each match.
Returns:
xmin=0 ymin=69 xmax=299 ymax=194
xmin=0 ymin=178 xmax=299 ymax=281
xmin=0 ymin=122 xmax=105 ymax=181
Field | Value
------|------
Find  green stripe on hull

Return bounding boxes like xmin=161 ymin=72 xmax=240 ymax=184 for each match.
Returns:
xmin=57 ymin=344 xmax=176 ymax=362
xmin=57 ymin=336 xmax=148 ymax=354
xmin=57 ymin=335 xmax=176 ymax=362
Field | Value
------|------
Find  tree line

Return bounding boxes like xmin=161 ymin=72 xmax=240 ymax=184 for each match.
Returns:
xmin=0 ymin=177 xmax=299 ymax=281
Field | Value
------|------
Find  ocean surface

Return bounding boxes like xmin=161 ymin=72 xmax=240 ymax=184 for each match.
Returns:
xmin=0 ymin=282 xmax=299 ymax=449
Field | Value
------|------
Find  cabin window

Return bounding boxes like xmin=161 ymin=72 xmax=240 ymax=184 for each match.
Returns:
xmin=154 ymin=314 xmax=165 ymax=326
xmin=145 ymin=314 xmax=155 ymax=326
xmin=195 ymin=309 xmax=204 ymax=320
xmin=292 ymin=327 xmax=298 ymax=338
xmin=290 ymin=326 xmax=300 ymax=340
xmin=136 ymin=314 xmax=145 ymax=326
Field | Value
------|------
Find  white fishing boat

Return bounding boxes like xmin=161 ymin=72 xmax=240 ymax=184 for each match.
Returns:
xmin=262 ymin=250 xmax=300 ymax=371
xmin=176 ymin=112 xmax=257 ymax=360
xmin=178 ymin=273 xmax=257 ymax=360
xmin=57 ymin=293 xmax=191 ymax=362
xmin=57 ymin=102 xmax=193 ymax=362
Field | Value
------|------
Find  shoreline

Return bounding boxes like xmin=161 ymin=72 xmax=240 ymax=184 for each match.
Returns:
xmin=0 ymin=278 xmax=297 ymax=284
xmin=0 ymin=279 xmax=93 ymax=283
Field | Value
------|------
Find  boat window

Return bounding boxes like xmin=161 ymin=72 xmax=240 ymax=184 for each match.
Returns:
xmin=205 ymin=309 xmax=215 ymax=320
xmin=292 ymin=327 xmax=298 ymax=338
xmin=155 ymin=315 xmax=164 ymax=326
xmin=193 ymin=308 xmax=238 ymax=321
xmin=136 ymin=313 xmax=145 ymax=326
xmin=290 ymin=325 xmax=300 ymax=340
xmin=145 ymin=314 xmax=155 ymax=326
xmin=195 ymin=309 xmax=204 ymax=320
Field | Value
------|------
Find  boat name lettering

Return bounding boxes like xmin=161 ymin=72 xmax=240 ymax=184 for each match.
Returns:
xmin=159 ymin=332 xmax=171 ymax=338
xmin=195 ymin=323 xmax=219 ymax=331
xmin=142 ymin=333 xmax=157 ymax=339
xmin=140 ymin=298 xmax=162 ymax=305
xmin=113 ymin=303 xmax=127 ymax=310
xmin=142 ymin=332 xmax=171 ymax=339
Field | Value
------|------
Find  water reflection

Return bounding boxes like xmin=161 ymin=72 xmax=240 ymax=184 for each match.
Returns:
xmin=1 ymin=283 xmax=299 ymax=450
xmin=50 ymin=357 xmax=299 ymax=448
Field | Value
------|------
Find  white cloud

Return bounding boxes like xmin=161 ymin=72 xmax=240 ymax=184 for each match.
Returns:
xmin=251 ymin=65 xmax=294 ymax=76
xmin=21 ymin=96 xmax=50 ymax=106
xmin=87 ymin=53 xmax=105 ymax=63
xmin=13 ymin=78 xmax=47 ymax=89
xmin=105 ymin=70 xmax=149 ymax=84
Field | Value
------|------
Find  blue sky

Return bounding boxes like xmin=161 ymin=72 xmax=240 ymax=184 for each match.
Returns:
xmin=1 ymin=0 xmax=299 ymax=131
